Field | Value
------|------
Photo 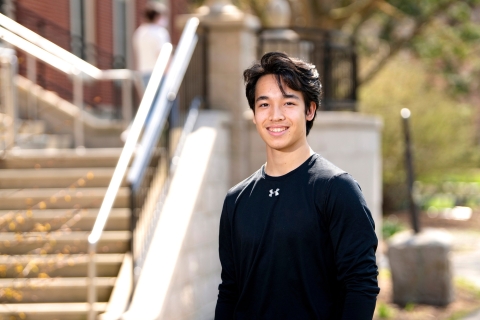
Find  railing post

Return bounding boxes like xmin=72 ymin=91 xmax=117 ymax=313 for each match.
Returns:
xmin=122 ymin=77 xmax=133 ymax=127
xmin=351 ymin=36 xmax=358 ymax=111
xmin=323 ymin=31 xmax=332 ymax=111
xmin=72 ymin=69 xmax=85 ymax=148
xmin=0 ymin=49 xmax=17 ymax=151
xmin=26 ymin=53 xmax=37 ymax=120
xmin=87 ymin=241 xmax=97 ymax=320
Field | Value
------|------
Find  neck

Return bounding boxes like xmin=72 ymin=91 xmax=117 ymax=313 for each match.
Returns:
xmin=264 ymin=142 xmax=314 ymax=177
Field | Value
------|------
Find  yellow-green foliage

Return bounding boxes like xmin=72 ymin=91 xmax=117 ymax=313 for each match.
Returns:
xmin=359 ymin=55 xmax=480 ymax=210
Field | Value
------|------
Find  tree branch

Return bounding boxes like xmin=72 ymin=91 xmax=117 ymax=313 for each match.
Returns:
xmin=329 ymin=0 xmax=378 ymax=20
xmin=359 ymin=0 xmax=459 ymax=85
xmin=375 ymin=0 xmax=408 ymax=20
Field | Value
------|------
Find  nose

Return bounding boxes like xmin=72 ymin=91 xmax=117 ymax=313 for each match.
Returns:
xmin=269 ymin=104 xmax=285 ymax=121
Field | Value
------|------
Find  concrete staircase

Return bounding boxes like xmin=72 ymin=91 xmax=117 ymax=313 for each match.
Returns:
xmin=0 ymin=116 xmax=72 ymax=151
xmin=0 ymin=148 xmax=131 ymax=320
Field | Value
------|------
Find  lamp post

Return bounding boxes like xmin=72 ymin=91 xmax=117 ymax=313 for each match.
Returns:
xmin=401 ymin=108 xmax=420 ymax=234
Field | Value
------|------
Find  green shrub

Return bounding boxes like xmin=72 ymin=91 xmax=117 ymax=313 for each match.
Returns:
xmin=382 ymin=218 xmax=406 ymax=239
xmin=360 ymin=55 xmax=480 ymax=212
xmin=377 ymin=302 xmax=394 ymax=319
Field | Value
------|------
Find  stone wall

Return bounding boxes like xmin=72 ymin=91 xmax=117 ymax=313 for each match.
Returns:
xmin=123 ymin=110 xmax=230 ymax=320
xmin=161 ymin=111 xmax=230 ymax=319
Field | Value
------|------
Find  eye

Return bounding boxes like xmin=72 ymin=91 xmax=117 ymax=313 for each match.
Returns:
xmin=285 ymin=101 xmax=296 ymax=106
xmin=258 ymin=103 xmax=269 ymax=108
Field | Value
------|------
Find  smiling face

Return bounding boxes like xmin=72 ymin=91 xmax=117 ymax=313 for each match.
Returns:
xmin=253 ymin=74 xmax=316 ymax=153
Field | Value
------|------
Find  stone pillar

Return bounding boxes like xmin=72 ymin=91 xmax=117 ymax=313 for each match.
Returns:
xmin=388 ymin=229 xmax=453 ymax=306
xmin=180 ymin=2 xmax=261 ymax=185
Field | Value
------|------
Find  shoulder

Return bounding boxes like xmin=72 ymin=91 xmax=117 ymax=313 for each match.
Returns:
xmin=307 ymin=154 xmax=365 ymax=205
xmin=223 ymin=168 xmax=263 ymax=208
xmin=307 ymin=154 xmax=346 ymax=183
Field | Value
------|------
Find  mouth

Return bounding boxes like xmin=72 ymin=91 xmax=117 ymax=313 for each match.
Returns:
xmin=266 ymin=126 xmax=289 ymax=135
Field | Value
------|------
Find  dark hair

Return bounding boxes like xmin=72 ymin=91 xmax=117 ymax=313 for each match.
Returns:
xmin=243 ymin=52 xmax=321 ymax=136
xmin=144 ymin=2 xmax=166 ymax=22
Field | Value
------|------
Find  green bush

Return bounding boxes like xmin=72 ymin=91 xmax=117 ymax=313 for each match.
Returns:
xmin=377 ymin=302 xmax=394 ymax=319
xmin=382 ymin=217 xmax=406 ymax=239
xmin=360 ymin=55 xmax=480 ymax=212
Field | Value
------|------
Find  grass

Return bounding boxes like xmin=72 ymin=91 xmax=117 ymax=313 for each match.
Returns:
xmin=455 ymin=277 xmax=480 ymax=299
xmin=375 ymin=270 xmax=480 ymax=319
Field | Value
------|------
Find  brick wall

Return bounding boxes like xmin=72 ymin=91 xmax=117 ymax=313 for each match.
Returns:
xmin=15 ymin=0 xmax=73 ymax=112
xmin=16 ymin=0 xmax=70 ymax=31
xmin=136 ymin=0 xmax=148 ymax=28
xmin=13 ymin=0 xmax=125 ymax=112
xmin=12 ymin=0 xmax=188 ymax=113
xmin=169 ymin=0 xmax=188 ymax=44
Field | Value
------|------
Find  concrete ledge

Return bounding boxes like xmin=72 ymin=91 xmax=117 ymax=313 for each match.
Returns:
xmin=313 ymin=111 xmax=383 ymax=130
xmin=100 ymin=253 xmax=133 ymax=320
xmin=122 ymin=110 xmax=230 ymax=320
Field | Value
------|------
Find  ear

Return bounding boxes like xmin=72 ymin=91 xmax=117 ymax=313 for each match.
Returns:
xmin=306 ymin=102 xmax=316 ymax=121
xmin=252 ymin=109 xmax=256 ymax=124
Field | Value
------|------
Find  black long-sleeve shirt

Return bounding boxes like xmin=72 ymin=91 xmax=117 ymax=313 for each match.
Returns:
xmin=215 ymin=154 xmax=379 ymax=319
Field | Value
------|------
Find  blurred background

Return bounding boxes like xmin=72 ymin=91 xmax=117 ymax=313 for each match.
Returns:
xmin=0 ymin=0 xmax=480 ymax=319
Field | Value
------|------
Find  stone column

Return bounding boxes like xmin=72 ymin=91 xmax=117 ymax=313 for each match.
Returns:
xmin=179 ymin=2 xmax=261 ymax=185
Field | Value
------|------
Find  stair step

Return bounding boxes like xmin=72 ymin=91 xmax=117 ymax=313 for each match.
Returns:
xmin=0 ymin=167 xmax=127 ymax=188
xmin=0 ymin=254 xmax=124 ymax=278
xmin=0 ymin=148 xmax=123 ymax=169
xmin=0 ymin=231 xmax=130 ymax=255
xmin=18 ymin=120 xmax=46 ymax=135
xmin=0 ymin=302 xmax=107 ymax=320
xmin=0 ymin=187 xmax=130 ymax=210
xmin=0 ymin=277 xmax=115 ymax=303
xmin=0 ymin=208 xmax=130 ymax=232
xmin=16 ymin=133 xmax=72 ymax=149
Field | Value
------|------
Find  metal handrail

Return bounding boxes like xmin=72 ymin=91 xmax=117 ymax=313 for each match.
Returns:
xmin=0 ymin=26 xmax=74 ymax=74
xmin=87 ymin=17 xmax=200 ymax=319
xmin=0 ymin=13 xmax=114 ymax=79
xmin=85 ymin=43 xmax=173 ymax=320
xmin=0 ymin=13 xmax=137 ymax=148
xmin=128 ymin=19 xmax=199 ymax=191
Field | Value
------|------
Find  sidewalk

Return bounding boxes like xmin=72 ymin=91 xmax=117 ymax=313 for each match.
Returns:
xmin=462 ymin=309 xmax=480 ymax=320
xmin=450 ymin=229 xmax=480 ymax=320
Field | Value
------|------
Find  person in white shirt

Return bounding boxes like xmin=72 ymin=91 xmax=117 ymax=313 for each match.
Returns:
xmin=122 ymin=2 xmax=171 ymax=142
xmin=133 ymin=1 xmax=170 ymax=90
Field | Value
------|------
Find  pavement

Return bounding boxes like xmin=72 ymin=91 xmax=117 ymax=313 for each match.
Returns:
xmin=450 ymin=229 xmax=480 ymax=319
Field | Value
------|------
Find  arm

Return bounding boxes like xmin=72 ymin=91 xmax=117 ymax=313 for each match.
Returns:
xmin=325 ymin=173 xmax=380 ymax=319
xmin=215 ymin=199 xmax=238 ymax=319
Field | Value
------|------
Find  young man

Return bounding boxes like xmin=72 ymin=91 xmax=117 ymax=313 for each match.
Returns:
xmin=215 ymin=52 xmax=379 ymax=319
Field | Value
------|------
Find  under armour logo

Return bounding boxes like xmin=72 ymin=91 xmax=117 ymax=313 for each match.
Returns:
xmin=269 ymin=188 xmax=280 ymax=197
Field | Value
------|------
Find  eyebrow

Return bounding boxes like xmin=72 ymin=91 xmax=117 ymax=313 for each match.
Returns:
xmin=255 ymin=93 xmax=301 ymax=103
